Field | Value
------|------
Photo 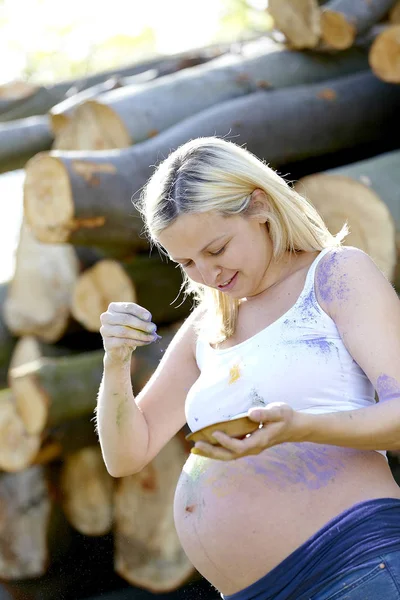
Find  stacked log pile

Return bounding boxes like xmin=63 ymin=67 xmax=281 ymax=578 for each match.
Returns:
xmin=1 ymin=1 xmax=400 ymax=598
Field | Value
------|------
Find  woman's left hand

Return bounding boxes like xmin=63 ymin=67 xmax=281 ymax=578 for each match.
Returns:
xmin=191 ymin=403 xmax=309 ymax=461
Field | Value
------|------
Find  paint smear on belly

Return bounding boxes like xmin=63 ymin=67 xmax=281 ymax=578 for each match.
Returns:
xmin=244 ymin=443 xmax=346 ymax=491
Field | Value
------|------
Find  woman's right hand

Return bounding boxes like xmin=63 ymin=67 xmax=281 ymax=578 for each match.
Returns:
xmin=100 ymin=302 xmax=160 ymax=363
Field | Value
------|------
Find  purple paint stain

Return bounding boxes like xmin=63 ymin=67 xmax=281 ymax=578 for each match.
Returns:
xmin=376 ymin=374 xmax=400 ymax=402
xmin=303 ymin=337 xmax=333 ymax=355
xmin=316 ymin=250 xmax=349 ymax=304
xmin=244 ymin=444 xmax=344 ymax=490
xmin=298 ymin=290 xmax=317 ymax=321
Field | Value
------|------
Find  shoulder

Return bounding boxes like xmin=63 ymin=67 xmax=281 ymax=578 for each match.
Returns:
xmin=175 ymin=303 xmax=206 ymax=360
xmin=315 ymin=245 xmax=395 ymax=319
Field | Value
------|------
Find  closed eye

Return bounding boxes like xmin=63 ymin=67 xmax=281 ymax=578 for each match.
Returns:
xmin=180 ymin=244 xmax=228 ymax=269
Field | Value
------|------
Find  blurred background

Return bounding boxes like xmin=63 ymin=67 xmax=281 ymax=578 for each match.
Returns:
xmin=0 ymin=0 xmax=271 ymax=283
xmin=0 ymin=1 xmax=400 ymax=599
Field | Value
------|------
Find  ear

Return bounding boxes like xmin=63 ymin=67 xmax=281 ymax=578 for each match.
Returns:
xmin=249 ymin=189 xmax=270 ymax=221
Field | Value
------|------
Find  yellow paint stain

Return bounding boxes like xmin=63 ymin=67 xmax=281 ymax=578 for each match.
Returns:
xmin=229 ymin=363 xmax=241 ymax=384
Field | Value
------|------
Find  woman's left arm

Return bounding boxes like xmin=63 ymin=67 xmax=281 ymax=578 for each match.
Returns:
xmin=300 ymin=246 xmax=400 ymax=452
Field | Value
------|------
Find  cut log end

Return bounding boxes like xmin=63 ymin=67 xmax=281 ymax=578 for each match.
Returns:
xmin=71 ymin=259 xmax=136 ymax=331
xmin=24 ymin=154 xmax=74 ymax=243
xmin=3 ymin=222 xmax=78 ymax=342
xmin=0 ymin=466 xmax=55 ymax=580
xmin=0 ymin=389 xmax=41 ymax=472
xmin=50 ymin=112 xmax=71 ymax=136
xmin=0 ymin=80 xmax=38 ymax=99
xmin=268 ymin=0 xmax=321 ymax=49
xmin=9 ymin=360 xmax=49 ymax=435
xmin=294 ymin=174 xmax=396 ymax=281
xmin=369 ymin=25 xmax=400 ymax=83
xmin=320 ymin=10 xmax=356 ymax=50
xmin=60 ymin=446 xmax=114 ymax=536
xmin=114 ymin=436 xmax=194 ymax=592
xmin=53 ymin=100 xmax=131 ymax=151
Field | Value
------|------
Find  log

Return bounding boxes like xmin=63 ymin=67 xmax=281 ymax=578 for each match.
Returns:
xmin=0 ymin=465 xmax=72 ymax=579
xmin=0 ymin=284 xmax=17 ymax=388
xmin=9 ymin=336 xmax=77 ymax=372
xmin=369 ymin=24 xmax=400 ymax=82
xmin=320 ymin=0 xmax=397 ymax=49
xmin=129 ymin=323 xmax=179 ymax=393
xmin=390 ymin=1 xmax=400 ymax=23
xmin=50 ymin=71 xmax=165 ymax=151
xmin=60 ymin=446 xmax=114 ymax=536
xmin=8 ymin=321 xmax=179 ymax=439
xmin=52 ymin=40 xmax=373 ymax=151
xmin=0 ymin=388 xmax=41 ymax=472
xmin=0 ymin=117 xmax=53 ymax=175
xmin=0 ymin=42 xmax=233 ymax=124
xmin=49 ymin=77 xmax=126 ymax=138
xmin=113 ymin=436 xmax=194 ymax=592
xmin=8 ymin=350 xmax=104 ymax=436
xmin=294 ymin=149 xmax=400 ymax=286
xmin=2 ymin=221 xmax=80 ymax=342
xmin=71 ymin=255 xmax=192 ymax=332
xmin=0 ymin=81 xmax=39 ymax=114
xmin=1 ymin=531 xmax=124 ymax=600
xmin=24 ymin=71 xmax=400 ymax=250
xmin=268 ymin=0 xmax=321 ymax=49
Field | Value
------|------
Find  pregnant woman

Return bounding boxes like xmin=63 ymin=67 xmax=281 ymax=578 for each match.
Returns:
xmin=96 ymin=137 xmax=400 ymax=600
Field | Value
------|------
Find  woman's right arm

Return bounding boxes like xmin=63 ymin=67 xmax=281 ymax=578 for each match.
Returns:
xmin=96 ymin=302 xmax=201 ymax=478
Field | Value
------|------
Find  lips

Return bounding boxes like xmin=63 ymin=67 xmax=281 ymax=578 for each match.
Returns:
xmin=218 ymin=272 xmax=237 ymax=289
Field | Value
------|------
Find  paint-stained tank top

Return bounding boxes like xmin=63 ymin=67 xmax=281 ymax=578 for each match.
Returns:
xmin=185 ymin=248 xmax=387 ymax=459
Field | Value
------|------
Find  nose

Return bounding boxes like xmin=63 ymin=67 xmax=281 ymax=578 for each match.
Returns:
xmin=196 ymin=261 xmax=222 ymax=287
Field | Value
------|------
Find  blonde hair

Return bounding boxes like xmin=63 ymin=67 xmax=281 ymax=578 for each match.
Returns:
xmin=135 ymin=137 xmax=348 ymax=345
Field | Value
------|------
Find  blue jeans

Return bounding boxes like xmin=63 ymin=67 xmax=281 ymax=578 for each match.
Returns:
xmin=308 ymin=549 xmax=400 ymax=600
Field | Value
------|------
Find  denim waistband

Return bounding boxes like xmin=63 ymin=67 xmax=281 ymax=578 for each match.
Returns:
xmin=223 ymin=497 xmax=400 ymax=600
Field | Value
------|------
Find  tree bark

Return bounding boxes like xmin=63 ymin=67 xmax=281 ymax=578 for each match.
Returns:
xmin=294 ymin=149 xmax=399 ymax=285
xmin=52 ymin=41 xmax=375 ymax=151
xmin=113 ymin=435 xmax=194 ymax=592
xmin=390 ymin=1 xmax=400 ymax=23
xmin=2 ymin=221 xmax=80 ymax=343
xmin=0 ymin=465 xmax=72 ymax=579
xmin=71 ymin=255 xmax=192 ymax=332
xmin=24 ymin=71 xmax=400 ymax=250
xmin=9 ymin=335 xmax=78 ymax=372
xmin=320 ymin=0 xmax=397 ymax=49
xmin=0 ymin=42 xmax=235 ymax=125
xmin=268 ymin=0 xmax=321 ymax=49
xmin=0 ymin=116 xmax=53 ymax=174
xmin=369 ymin=24 xmax=400 ymax=82
xmin=60 ymin=446 xmax=114 ymax=536
xmin=8 ymin=350 xmax=104 ymax=436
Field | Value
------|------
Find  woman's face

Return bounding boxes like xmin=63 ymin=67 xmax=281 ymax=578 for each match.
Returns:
xmin=157 ymin=192 xmax=274 ymax=299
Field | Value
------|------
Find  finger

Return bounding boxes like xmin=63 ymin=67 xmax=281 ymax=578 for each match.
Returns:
xmin=108 ymin=302 xmax=151 ymax=320
xmin=248 ymin=405 xmax=285 ymax=423
xmin=101 ymin=325 xmax=157 ymax=342
xmin=102 ymin=311 xmax=156 ymax=332
xmin=212 ymin=428 xmax=269 ymax=454
xmin=193 ymin=442 xmax=236 ymax=461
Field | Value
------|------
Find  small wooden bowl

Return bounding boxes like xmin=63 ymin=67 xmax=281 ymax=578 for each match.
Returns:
xmin=185 ymin=413 xmax=260 ymax=446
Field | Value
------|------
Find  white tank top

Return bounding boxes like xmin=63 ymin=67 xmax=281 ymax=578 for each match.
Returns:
xmin=186 ymin=248 xmax=387 ymax=459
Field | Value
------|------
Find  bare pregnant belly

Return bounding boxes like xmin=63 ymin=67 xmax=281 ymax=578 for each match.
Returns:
xmin=173 ymin=442 xmax=400 ymax=595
